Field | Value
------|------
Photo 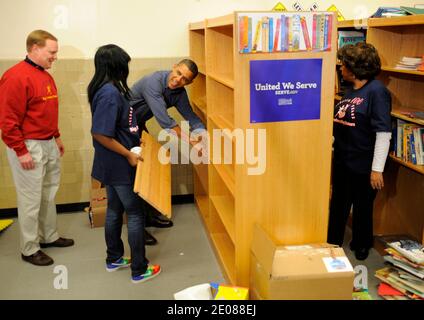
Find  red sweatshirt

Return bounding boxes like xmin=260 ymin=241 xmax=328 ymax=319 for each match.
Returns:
xmin=0 ymin=60 xmax=60 ymax=156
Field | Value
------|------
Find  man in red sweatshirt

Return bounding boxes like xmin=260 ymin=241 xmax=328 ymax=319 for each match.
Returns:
xmin=0 ymin=30 xmax=74 ymax=266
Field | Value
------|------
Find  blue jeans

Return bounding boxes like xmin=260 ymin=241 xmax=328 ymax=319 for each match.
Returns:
xmin=105 ymin=184 xmax=149 ymax=276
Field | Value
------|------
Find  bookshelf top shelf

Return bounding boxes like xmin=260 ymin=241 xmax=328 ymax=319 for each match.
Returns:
xmin=382 ymin=66 xmax=424 ymax=76
xmin=392 ymin=107 xmax=424 ymax=126
xmin=337 ymin=19 xmax=368 ymax=29
xmin=368 ymin=15 xmax=424 ymax=27
xmin=206 ymin=14 xmax=234 ymax=28
xmin=189 ymin=21 xmax=206 ymax=30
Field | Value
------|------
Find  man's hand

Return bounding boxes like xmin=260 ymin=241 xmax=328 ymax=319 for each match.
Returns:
xmin=55 ymin=137 xmax=65 ymax=157
xmin=18 ymin=152 xmax=35 ymax=170
xmin=370 ymin=171 xmax=384 ymax=190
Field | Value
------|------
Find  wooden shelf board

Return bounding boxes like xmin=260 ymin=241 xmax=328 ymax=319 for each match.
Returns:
xmin=209 ymin=232 xmax=236 ymax=284
xmin=193 ymin=164 xmax=209 ymax=193
xmin=189 ymin=21 xmax=205 ymax=30
xmin=368 ymin=16 xmax=424 ymax=27
xmin=381 ymin=66 xmax=424 ymax=76
xmin=210 ymin=195 xmax=235 ymax=243
xmin=391 ymin=108 xmax=424 ymax=126
xmin=192 ymin=96 xmax=207 ymax=114
xmin=389 ymin=154 xmax=424 ymax=175
xmin=212 ymin=163 xmax=235 ymax=197
xmin=209 ymin=114 xmax=234 ymax=131
xmin=195 ymin=194 xmax=209 ymax=218
xmin=207 ymin=14 xmax=234 ymax=28
xmin=337 ymin=19 xmax=367 ymax=29
xmin=208 ymin=72 xmax=235 ymax=89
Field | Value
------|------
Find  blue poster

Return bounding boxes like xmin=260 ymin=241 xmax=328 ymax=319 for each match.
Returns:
xmin=250 ymin=59 xmax=322 ymax=123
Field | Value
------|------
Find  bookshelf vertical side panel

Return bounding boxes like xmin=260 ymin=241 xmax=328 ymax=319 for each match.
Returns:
xmin=233 ymin=49 xmax=336 ymax=286
xmin=374 ymin=162 xmax=424 ymax=244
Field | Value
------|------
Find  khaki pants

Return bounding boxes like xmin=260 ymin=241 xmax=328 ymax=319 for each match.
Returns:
xmin=7 ymin=139 xmax=60 ymax=256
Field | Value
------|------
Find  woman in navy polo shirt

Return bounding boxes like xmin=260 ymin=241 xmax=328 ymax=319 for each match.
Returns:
xmin=87 ymin=44 xmax=161 ymax=283
xmin=328 ymin=42 xmax=392 ymax=261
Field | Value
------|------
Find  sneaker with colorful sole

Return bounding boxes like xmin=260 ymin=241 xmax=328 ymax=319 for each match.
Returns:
xmin=106 ymin=257 xmax=131 ymax=272
xmin=131 ymin=265 xmax=161 ymax=283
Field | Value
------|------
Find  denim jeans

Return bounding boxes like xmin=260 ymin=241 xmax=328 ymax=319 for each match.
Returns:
xmin=105 ymin=184 xmax=149 ymax=276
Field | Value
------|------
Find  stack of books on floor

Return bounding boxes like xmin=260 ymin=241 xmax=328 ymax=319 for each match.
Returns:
xmin=395 ymin=56 xmax=424 ymax=71
xmin=375 ymin=237 xmax=424 ymax=300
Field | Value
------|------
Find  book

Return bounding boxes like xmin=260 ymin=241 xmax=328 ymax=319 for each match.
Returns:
xmin=312 ymin=14 xmax=317 ymax=50
xmin=261 ymin=16 xmax=269 ymax=53
xmin=375 ymin=267 xmax=423 ymax=299
xmin=400 ymin=6 xmax=424 ymax=15
xmin=280 ymin=15 xmax=287 ymax=52
xmin=248 ymin=17 xmax=252 ymax=53
xmin=269 ymin=17 xmax=274 ymax=52
xmin=387 ymin=240 xmax=424 ymax=265
xmin=318 ymin=14 xmax=325 ymax=50
xmin=326 ymin=14 xmax=333 ymax=50
xmin=337 ymin=31 xmax=365 ymax=48
xmin=399 ymin=110 xmax=424 ymax=120
xmin=291 ymin=15 xmax=301 ymax=51
xmin=371 ymin=7 xmax=408 ymax=18
xmin=272 ymin=18 xmax=281 ymax=52
xmin=239 ymin=16 xmax=248 ymax=53
xmin=252 ymin=20 xmax=261 ymax=52
xmin=300 ymin=16 xmax=311 ymax=50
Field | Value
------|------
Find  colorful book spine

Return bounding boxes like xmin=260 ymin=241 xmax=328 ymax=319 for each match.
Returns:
xmin=288 ymin=16 xmax=293 ymax=51
xmin=315 ymin=14 xmax=321 ymax=50
xmin=292 ymin=15 xmax=301 ymax=51
xmin=319 ymin=14 xmax=325 ymax=50
xmin=312 ymin=14 xmax=317 ymax=50
xmin=324 ymin=15 xmax=329 ymax=51
xmin=248 ymin=17 xmax=252 ymax=53
xmin=326 ymin=14 xmax=333 ymax=50
xmin=300 ymin=16 xmax=311 ymax=50
xmin=262 ymin=17 xmax=269 ymax=53
xmin=410 ymin=131 xmax=417 ymax=165
xmin=239 ymin=16 xmax=243 ymax=53
xmin=280 ymin=15 xmax=287 ymax=52
xmin=252 ymin=20 xmax=261 ymax=52
xmin=273 ymin=18 xmax=281 ymax=52
xmin=269 ymin=17 xmax=274 ymax=52
xmin=239 ymin=16 xmax=246 ymax=53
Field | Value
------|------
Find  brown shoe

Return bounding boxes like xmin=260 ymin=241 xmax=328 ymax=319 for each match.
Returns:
xmin=21 ymin=250 xmax=54 ymax=266
xmin=40 ymin=237 xmax=74 ymax=248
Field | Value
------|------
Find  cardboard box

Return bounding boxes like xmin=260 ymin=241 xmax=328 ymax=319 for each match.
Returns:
xmin=250 ymin=224 xmax=354 ymax=300
xmin=88 ymin=178 xmax=127 ymax=228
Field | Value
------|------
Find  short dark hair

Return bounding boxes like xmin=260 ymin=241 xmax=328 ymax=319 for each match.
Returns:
xmin=337 ymin=42 xmax=381 ymax=80
xmin=87 ymin=44 xmax=131 ymax=104
xmin=178 ymin=59 xmax=198 ymax=79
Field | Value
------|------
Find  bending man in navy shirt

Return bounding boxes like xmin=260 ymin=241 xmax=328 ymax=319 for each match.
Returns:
xmin=130 ymin=59 xmax=205 ymax=244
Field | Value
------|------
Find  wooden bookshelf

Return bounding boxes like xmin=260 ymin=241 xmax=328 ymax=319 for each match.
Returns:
xmin=189 ymin=12 xmax=337 ymax=286
xmin=337 ymin=18 xmax=367 ymax=29
xmin=367 ymin=16 xmax=424 ymax=245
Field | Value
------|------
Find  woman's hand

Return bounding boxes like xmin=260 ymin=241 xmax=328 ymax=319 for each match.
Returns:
xmin=127 ymin=152 xmax=141 ymax=167
xmin=370 ymin=171 xmax=384 ymax=190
